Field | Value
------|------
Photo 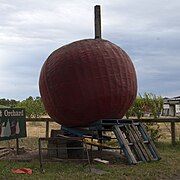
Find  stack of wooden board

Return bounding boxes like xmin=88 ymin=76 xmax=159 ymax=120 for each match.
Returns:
xmin=113 ymin=122 xmax=161 ymax=164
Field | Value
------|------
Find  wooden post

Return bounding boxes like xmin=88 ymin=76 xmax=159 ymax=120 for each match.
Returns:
xmin=94 ymin=5 xmax=101 ymax=39
xmin=171 ymin=105 xmax=176 ymax=146
xmin=98 ymin=130 xmax=102 ymax=156
xmin=171 ymin=121 xmax=176 ymax=146
xmin=16 ymin=138 xmax=19 ymax=155
xmin=45 ymin=120 xmax=49 ymax=138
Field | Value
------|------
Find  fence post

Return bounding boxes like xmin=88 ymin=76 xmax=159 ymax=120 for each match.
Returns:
xmin=16 ymin=138 xmax=19 ymax=155
xmin=171 ymin=121 xmax=176 ymax=146
xmin=45 ymin=120 xmax=49 ymax=138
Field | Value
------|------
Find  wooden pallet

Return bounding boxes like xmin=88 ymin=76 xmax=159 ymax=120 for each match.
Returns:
xmin=39 ymin=136 xmax=91 ymax=172
xmin=113 ymin=122 xmax=161 ymax=164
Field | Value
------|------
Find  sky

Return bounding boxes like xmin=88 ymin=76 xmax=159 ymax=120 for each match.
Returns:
xmin=0 ymin=0 xmax=180 ymax=100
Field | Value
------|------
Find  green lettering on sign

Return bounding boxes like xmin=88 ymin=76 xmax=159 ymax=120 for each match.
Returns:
xmin=0 ymin=108 xmax=26 ymax=141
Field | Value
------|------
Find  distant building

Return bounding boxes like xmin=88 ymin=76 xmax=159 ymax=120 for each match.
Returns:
xmin=162 ymin=96 xmax=180 ymax=116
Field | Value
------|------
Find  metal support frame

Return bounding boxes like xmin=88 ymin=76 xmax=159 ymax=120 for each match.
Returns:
xmin=61 ymin=119 xmax=160 ymax=165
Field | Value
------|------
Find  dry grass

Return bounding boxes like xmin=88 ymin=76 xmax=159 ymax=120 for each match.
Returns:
xmin=158 ymin=122 xmax=180 ymax=142
xmin=26 ymin=122 xmax=60 ymax=138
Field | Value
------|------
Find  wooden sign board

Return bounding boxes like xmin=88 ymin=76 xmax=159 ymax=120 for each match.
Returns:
xmin=0 ymin=108 xmax=26 ymax=141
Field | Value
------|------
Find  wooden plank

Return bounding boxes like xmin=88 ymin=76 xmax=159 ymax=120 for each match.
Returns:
xmin=131 ymin=124 xmax=153 ymax=160
xmin=124 ymin=125 xmax=146 ymax=162
xmin=113 ymin=126 xmax=137 ymax=164
xmin=131 ymin=124 xmax=153 ymax=161
xmin=93 ymin=158 xmax=109 ymax=164
xmin=128 ymin=125 xmax=150 ymax=161
xmin=83 ymin=138 xmax=118 ymax=149
xmin=138 ymin=123 xmax=161 ymax=160
xmin=131 ymin=125 xmax=151 ymax=161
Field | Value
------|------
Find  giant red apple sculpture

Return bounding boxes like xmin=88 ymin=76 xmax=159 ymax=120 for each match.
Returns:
xmin=39 ymin=39 xmax=137 ymax=127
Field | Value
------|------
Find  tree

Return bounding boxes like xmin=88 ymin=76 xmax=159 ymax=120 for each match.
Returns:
xmin=132 ymin=95 xmax=145 ymax=120
xmin=0 ymin=98 xmax=19 ymax=107
xmin=126 ymin=93 xmax=164 ymax=119
xmin=143 ymin=93 xmax=163 ymax=119
xmin=126 ymin=95 xmax=144 ymax=120
xmin=16 ymin=96 xmax=46 ymax=118
xmin=125 ymin=93 xmax=163 ymax=141
xmin=33 ymin=97 xmax=46 ymax=118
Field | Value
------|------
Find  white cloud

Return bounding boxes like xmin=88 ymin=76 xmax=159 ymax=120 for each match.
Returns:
xmin=0 ymin=0 xmax=180 ymax=99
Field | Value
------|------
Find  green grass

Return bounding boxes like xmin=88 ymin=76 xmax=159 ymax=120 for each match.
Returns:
xmin=0 ymin=142 xmax=179 ymax=180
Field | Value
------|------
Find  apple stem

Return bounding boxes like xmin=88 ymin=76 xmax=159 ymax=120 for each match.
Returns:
xmin=94 ymin=5 xmax=102 ymax=39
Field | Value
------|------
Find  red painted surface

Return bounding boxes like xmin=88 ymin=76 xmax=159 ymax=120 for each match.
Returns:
xmin=39 ymin=39 xmax=137 ymax=127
